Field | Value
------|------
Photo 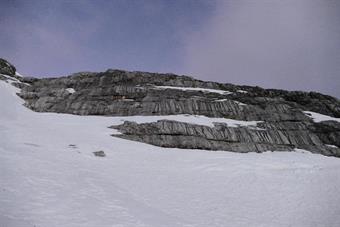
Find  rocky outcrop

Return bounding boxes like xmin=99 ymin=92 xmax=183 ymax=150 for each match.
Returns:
xmin=1 ymin=58 xmax=339 ymax=157
xmin=233 ymin=90 xmax=340 ymax=118
xmin=0 ymin=58 xmax=16 ymax=76
xmin=18 ymin=69 xmax=338 ymax=122
xmin=111 ymin=120 xmax=340 ymax=157
xmin=311 ymin=121 xmax=340 ymax=148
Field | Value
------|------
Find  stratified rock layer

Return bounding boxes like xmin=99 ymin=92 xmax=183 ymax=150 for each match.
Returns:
xmin=2 ymin=59 xmax=339 ymax=157
xmin=111 ymin=120 xmax=339 ymax=157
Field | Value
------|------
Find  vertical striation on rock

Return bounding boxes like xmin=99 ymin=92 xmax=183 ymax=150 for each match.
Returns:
xmin=111 ymin=120 xmax=340 ymax=157
xmin=1 ymin=58 xmax=339 ymax=157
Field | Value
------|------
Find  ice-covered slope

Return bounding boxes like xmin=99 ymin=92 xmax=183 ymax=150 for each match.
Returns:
xmin=1 ymin=78 xmax=340 ymax=227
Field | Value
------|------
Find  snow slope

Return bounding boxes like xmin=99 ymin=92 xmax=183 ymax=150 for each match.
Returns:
xmin=1 ymin=80 xmax=340 ymax=227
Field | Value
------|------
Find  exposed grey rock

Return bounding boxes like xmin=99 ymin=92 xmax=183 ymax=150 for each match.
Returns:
xmin=111 ymin=120 xmax=340 ymax=157
xmin=20 ymin=76 xmax=39 ymax=84
xmin=68 ymin=144 xmax=78 ymax=149
xmin=310 ymin=121 xmax=340 ymax=148
xmin=18 ymin=70 xmax=323 ymax=123
xmin=6 ymin=62 xmax=340 ymax=157
xmin=0 ymin=58 xmax=16 ymax=76
xmin=93 ymin=150 xmax=106 ymax=157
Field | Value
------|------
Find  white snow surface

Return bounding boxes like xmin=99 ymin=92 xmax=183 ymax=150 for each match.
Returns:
xmin=214 ymin=99 xmax=246 ymax=106
xmin=304 ymin=111 xmax=340 ymax=123
xmin=0 ymin=74 xmax=20 ymax=83
xmin=15 ymin=72 xmax=24 ymax=77
xmin=66 ymin=88 xmax=76 ymax=94
xmin=115 ymin=114 xmax=260 ymax=128
xmin=154 ymin=86 xmax=232 ymax=95
xmin=1 ymin=80 xmax=340 ymax=227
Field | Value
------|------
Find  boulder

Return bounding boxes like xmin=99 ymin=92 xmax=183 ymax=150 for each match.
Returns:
xmin=93 ymin=150 xmax=106 ymax=157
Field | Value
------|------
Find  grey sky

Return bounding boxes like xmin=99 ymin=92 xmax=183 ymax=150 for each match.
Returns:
xmin=1 ymin=0 xmax=339 ymax=97
xmin=184 ymin=0 xmax=340 ymax=98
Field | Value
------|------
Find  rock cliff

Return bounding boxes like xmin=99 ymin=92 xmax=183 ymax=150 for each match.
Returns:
xmin=1 ymin=58 xmax=340 ymax=157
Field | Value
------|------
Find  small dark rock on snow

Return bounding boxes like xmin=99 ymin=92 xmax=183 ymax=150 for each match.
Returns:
xmin=93 ymin=150 xmax=106 ymax=157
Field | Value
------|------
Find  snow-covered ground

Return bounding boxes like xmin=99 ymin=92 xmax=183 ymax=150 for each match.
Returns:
xmin=153 ymin=86 xmax=232 ymax=95
xmin=113 ymin=114 xmax=260 ymax=129
xmin=304 ymin=111 xmax=340 ymax=123
xmin=214 ymin=98 xmax=247 ymax=106
xmin=1 ymin=79 xmax=340 ymax=227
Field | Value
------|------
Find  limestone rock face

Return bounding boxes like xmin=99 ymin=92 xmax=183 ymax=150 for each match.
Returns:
xmin=0 ymin=58 xmax=16 ymax=76
xmin=13 ymin=66 xmax=340 ymax=157
xmin=18 ymin=70 xmax=340 ymax=119
xmin=111 ymin=120 xmax=340 ymax=157
xmin=311 ymin=121 xmax=340 ymax=148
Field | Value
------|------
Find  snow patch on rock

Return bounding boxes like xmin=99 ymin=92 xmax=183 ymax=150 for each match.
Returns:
xmin=154 ymin=86 xmax=232 ymax=95
xmin=15 ymin=72 xmax=24 ymax=77
xmin=304 ymin=111 xmax=340 ymax=123
xmin=66 ymin=88 xmax=76 ymax=94
xmin=115 ymin=114 xmax=261 ymax=128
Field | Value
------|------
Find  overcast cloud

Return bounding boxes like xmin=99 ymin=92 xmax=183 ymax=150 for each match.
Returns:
xmin=183 ymin=0 xmax=340 ymax=97
xmin=0 ymin=0 xmax=339 ymax=97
